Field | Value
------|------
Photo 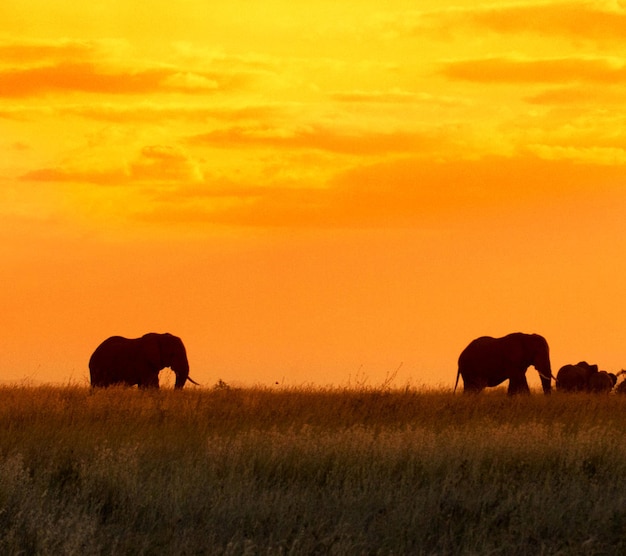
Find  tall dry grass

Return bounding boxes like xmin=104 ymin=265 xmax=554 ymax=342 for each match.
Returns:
xmin=0 ymin=386 xmax=626 ymax=554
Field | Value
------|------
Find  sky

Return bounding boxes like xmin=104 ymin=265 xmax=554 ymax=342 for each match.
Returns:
xmin=3 ymin=0 xmax=626 ymax=389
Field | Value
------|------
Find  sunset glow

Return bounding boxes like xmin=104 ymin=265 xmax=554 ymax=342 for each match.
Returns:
xmin=3 ymin=0 xmax=626 ymax=387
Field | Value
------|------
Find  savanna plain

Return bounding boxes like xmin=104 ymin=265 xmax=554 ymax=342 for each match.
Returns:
xmin=3 ymin=385 xmax=626 ymax=555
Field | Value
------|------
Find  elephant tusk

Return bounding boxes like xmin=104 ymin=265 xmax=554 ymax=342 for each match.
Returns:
xmin=187 ymin=376 xmax=200 ymax=386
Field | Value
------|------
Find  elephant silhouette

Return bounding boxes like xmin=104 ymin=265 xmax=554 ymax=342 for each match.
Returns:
xmin=89 ymin=332 xmax=199 ymax=389
xmin=556 ymin=362 xmax=616 ymax=393
xmin=455 ymin=332 xmax=552 ymax=395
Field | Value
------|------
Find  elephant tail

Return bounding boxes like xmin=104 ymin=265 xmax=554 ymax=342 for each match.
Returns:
xmin=454 ymin=368 xmax=461 ymax=394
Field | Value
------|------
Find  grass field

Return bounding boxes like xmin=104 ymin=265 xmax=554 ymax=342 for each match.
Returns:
xmin=1 ymin=385 xmax=626 ymax=554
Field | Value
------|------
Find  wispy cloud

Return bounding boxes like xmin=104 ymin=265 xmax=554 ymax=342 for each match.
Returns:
xmin=130 ymin=145 xmax=204 ymax=183
xmin=442 ymin=55 xmax=626 ymax=83
xmin=329 ymin=89 xmax=465 ymax=107
xmin=392 ymin=1 xmax=626 ymax=43
xmin=0 ymin=37 xmax=260 ymax=98
xmin=462 ymin=0 xmax=626 ymax=42
xmin=525 ymin=86 xmax=626 ymax=105
xmin=20 ymin=144 xmax=202 ymax=185
xmin=0 ymin=106 xmax=38 ymax=120
xmin=188 ymin=125 xmax=449 ymax=156
xmin=0 ymin=37 xmax=123 ymax=63
xmin=19 ymin=166 xmax=127 ymax=185
xmin=136 ymin=154 xmax=626 ymax=229
xmin=57 ymin=102 xmax=287 ymax=123
xmin=18 ymin=143 xmax=626 ymax=230
xmin=0 ymin=62 xmax=245 ymax=97
xmin=502 ymin=106 xmax=626 ymax=158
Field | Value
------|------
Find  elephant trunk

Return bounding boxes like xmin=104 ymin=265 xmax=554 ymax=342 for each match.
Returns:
xmin=532 ymin=336 xmax=553 ymax=395
xmin=536 ymin=361 xmax=552 ymax=394
xmin=538 ymin=370 xmax=552 ymax=394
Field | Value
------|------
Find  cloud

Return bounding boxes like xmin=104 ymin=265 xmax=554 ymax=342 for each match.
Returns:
xmin=464 ymin=0 xmax=626 ymax=42
xmin=130 ymin=145 xmax=203 ymax=183
xmin=0 ymin=62 xmax=241 ymax=97
xmin=171 ymin=43 xmax=278 ymax=74
xmin=0 ymin=38 xmax=122 ymax=63
xmin=394 ymin=1 xmax=626 ymax=43
xmin=20 ymin=150 xmax=626 ymax=230
xmin=502 ymin=106 xmax=626 ymax=157
xmin=442 ymin=55 xmax=626 ymax=83
xmin=525 ymin=86 xmax=626 ymax=105
xmin=0 ymin=107 xmax=33 ymax=120
xmin=134 ymin=154 xmax=626 ymax=229
xmin=20 ymin=144 xmax=202 ymax=185
xmin=19 ymin=166 xmax=128 ymax=185
xmin=188 ymin=125 xmax=449 ymax=156
xmin=329 ymin=89 xmax=465 ymax=107
xmin=57 ymin=102 xmax=286 ymax=124
xmin=0 ymin=38 xmax=258 ymax=98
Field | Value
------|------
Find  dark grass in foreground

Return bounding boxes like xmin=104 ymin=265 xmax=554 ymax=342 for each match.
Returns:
xmin=2 ymin=387 xmax=626 ymax=554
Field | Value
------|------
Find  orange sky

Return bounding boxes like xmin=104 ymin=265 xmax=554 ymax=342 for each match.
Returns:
xmin=3 ymin=0 xmax=626 ymax=388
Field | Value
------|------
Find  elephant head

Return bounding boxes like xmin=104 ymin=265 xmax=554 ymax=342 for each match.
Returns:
xmin=89 ymin=332 xmax=199 ymax=389
xmin=455 ymin=332 xmax=552 ymax=395
xmin=144 ymin=333 xmax=191 ymax=389
xmin=524 ymin=333 xmax=553 ymax=394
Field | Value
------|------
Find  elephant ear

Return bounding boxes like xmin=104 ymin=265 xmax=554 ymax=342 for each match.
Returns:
xmin=142 ymin=333 xmax=162 ymax=370
xmin=577 ymin=361 xmax=598 ymax=373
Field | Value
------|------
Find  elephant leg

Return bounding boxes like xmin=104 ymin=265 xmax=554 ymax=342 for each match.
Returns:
xmin=508 ymin=374 xmax=530 ymax=395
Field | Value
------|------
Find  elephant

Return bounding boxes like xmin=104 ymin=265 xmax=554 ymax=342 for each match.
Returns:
xmin=454 ymin=332 xmax=552 ymax=395
xmin=588 ymin=371 xmax=617 ymax=393
xmin=556 ymin=362 xmax=616 ymax=393
xmin=556 ymin=362 xmax=598 ymax=392
xmin=89 ymin=333 xmax=199 ymax=389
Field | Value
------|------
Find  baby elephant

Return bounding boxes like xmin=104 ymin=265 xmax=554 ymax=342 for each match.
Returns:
xmin=588 ymin=371 xmax=617 ymax=393
xmin=556 ymin=362 xmax=616 ymax=393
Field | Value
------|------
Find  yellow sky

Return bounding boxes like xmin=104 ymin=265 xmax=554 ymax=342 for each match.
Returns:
xmin=3 ymin=0 xmax=626 ymax=388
